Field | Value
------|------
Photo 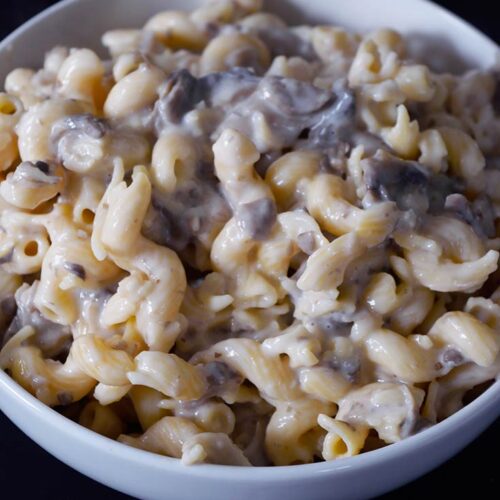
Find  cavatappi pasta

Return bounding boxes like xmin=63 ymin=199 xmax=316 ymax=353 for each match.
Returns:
xmin=1 ymin=0 xmax=500 ymax=466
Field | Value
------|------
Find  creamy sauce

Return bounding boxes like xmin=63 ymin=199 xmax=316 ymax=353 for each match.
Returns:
xmin=1 ymin=0 xmax=499 ymax=468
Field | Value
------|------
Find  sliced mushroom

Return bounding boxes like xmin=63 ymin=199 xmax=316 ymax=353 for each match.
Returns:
xmin=0 ymin=296 xmax=17 ymax=345
xmin=363 ymin=151 xmax=461 ymax=213
xmin=219 ymin=74 xmax=356 ymax=152
xmin=200 ymin=361 xmax=243 ymax=399
xmin=363 ymin=153 xmax=430 ymax=212
xmin=236 ymin=197 xmax=277 ymax=240
xmin=199 ymin=67 xmax=259 ymax=108
xmin=154 ymin=69 xmax=202 ymax=126
xmin=143 ymin=182 xmax=231 ymax=253
xmin=51 ymin=113 xmax=149 ymax=175
xmin=4 ymin=283 xmax=71 ymax=358
xmin=51 ymin=113 xmax=109 ymax=173
xmin=52 ymin=113 xmax=109 ymax=140
xmin=251 ymin=27 xmax=316 ymax=61
xmin=142 ymin=198 xmax=191 ymax=252
xmin=259 ymin=76 xmax=331 ymax=115
xmin=155 ymin=68 xmax=357 ymax=154
xmin=326 ymin=349 xmax=362 ymax=383
xmin=153 ymin=67 xmax=259 ymax=131
xmin=445 ymin=193 xmax=496 ymax=238
xmin=0 ymin=160 xmax=64 ymax=210
xmin=307 ymin=82 xmax=355 ymax=148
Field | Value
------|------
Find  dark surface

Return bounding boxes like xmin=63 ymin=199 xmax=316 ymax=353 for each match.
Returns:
xmin=0 ymin=1 xmax=499 ymax=499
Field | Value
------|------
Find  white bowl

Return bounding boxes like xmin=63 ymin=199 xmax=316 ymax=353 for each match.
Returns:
xmin=0 ymin=1 xmax=499 ymax=499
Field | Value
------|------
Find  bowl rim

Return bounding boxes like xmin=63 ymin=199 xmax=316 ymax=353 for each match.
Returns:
xmin=0 ymin=0 xmax=500 ymax=480
xmin=1 ymin=368 xmax=499 ymax=479
xmin=0 ymin=0 xmax=498 ymax=59
xmin=416 ymin=0 xmax=498 ymax=53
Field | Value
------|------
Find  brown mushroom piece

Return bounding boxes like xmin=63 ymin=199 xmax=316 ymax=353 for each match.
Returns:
xmin=236 ymin=197 xmax=277 ymax=240
xmin=153 ymin=67 xmax=259 ymax=131
xmin=4 ymin=283 xmax=71 ymax=358
xmin=218 ymin=75 xmax=356 ymax=152
xmin=155 ymin=69 xmax=357 ymax=155
xmin=363 ymin=151 xmax=461 ymax=213
xmin=306 ymin=83 xmax=356 ymax=148
xmin=154 ymin=69 xmax=202 ymax=126
xmin=260 ymin=76 xmax=331 ymax=115
xmin=0 ymin=160 xmax=65 ymax=210
xmin=143 ymin=182 xmax=231 ymax=254
xmin=51 ymin=113 xmax=149 ymax=175
xmin=20 ymin=160 xmax=60 ymax=184
xmin=326 ymin=349 xmax=362 ymax=383
xmin=444 ymin=193 xmax=496 ymax=238
xmin=199 ymin=67 xmax=259 ymax=108
xmin=52 ymin=113 xmax=108 ymax=139
xmin=0 ymin=296 xmax=17 ymax=345
xmin=200 ymin=361 xmax=243 ymax=399
xmin=364 ymin=153 xmax=431 ymax=212
xmin=142 ymin=198 xmax=191 ymax=252
xmin=251 ymin=27 xmax=317 ymax=61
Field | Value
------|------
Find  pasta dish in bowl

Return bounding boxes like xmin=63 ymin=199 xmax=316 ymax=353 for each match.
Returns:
xmin=0 ymin=0 xmax=499 ymax=497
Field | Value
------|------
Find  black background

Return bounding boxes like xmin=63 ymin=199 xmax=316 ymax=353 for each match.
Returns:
xmin=0 ymin=1 xmax=498 ymax=499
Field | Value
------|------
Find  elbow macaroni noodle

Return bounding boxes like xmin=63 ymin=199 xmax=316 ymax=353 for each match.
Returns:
xmin=1 ymin=0 xmax=499 ymax=467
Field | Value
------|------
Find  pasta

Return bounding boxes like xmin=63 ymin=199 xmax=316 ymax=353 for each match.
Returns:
xmin=1 ymin=0 xmax=499 ymax=468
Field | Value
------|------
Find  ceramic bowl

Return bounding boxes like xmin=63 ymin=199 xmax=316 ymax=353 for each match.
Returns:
xmin=1 ymin=1 xmax=499 ymax=498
